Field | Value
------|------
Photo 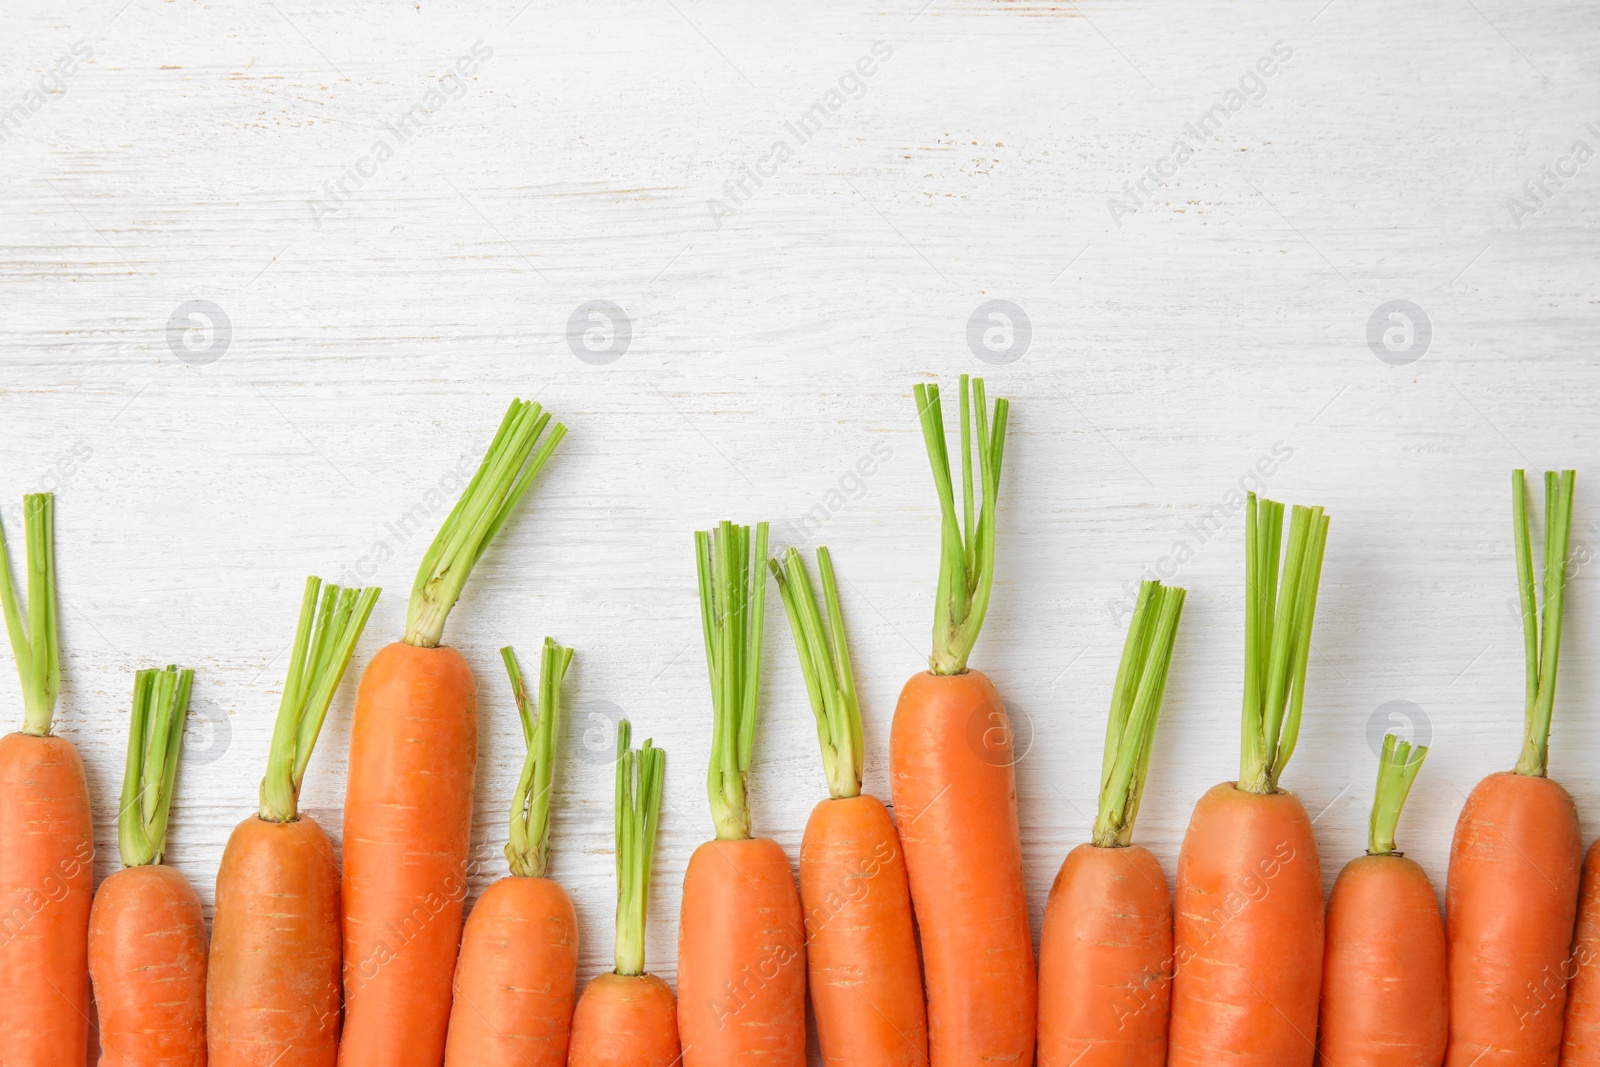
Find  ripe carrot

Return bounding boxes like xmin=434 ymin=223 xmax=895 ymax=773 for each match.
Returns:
xmin=88 ymin=664 xmax=207 ymax=1066
xmin=1038 ymin=578 xmax=1186 ymax=1067
xmin=770 ymin=546 xmax=926 ymax=1067
xmin=568 ymin=720 xmax=679 ymax=1067
xmin=890 ymin=375 xmax=1033 ymax=1065
xmin=0 ymin=493 xmax=94 ymax=1066
xmin=1319 ymin=732 xmax=1445 ymax=1067
xmin=443 ymin=639 xmax=578 ymax=1067
xmin=209 ymin=576 xmax=378 ymax=1067
xmin=1564 ymin=839 xmax=1600 ymax=1062
xmin=340 ymin=398 xmax=565 ymax=1067
xmin=1168 ymin=493 xmax=1331 ymax=1067
xmin=1448 ymin=469 xmax=1580 ymax=1067
xmin=677 ymin=520 xmax=807 ymax=1067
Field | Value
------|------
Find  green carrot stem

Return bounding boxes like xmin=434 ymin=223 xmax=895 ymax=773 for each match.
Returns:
xmin=697 ymin=520 xmax=769 ymax=840
xmin=117 ymin=664 xmax=194 ymax=867
xmin=913 ymin=376 xmax=1009 ymax=676
xmin=1238 ymin=493 xmax=1330 ymax=795
xmin=769 ymin=546 xmax=863 ymax=801
xmin=0 ymin=494 xmax=60 ymax=736
xmin=613 ymin=719 xmax=665 ymax=977
xmin=1093 ymin=579 xmax=1186 ymax=847
xmin=259 ymin=576 xmax=380 ymax=822
xmin=1368 ymin=732 xmax=1428 ymax=855
xmin=503 ymin=638 xmax=573 ymax=878
xmin=1513 ymin=469 xmax=1576 ymax=778
xmin=404 ymin=399 xmax=566 ymax=649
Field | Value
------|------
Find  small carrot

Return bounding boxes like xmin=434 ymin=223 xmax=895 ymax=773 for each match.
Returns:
xmin=769 ymin=545 xmax=926 ymax=1067
xmin=88 ymin=664 xmax=207 ymax=1066
xmin=568 ymin=721 xmax=678 ymax=1067
xmin=677 ymin=520 xmax=807 ymax=1067
xmin=340 ymin=399 xmax=565 ymax=1067
xmin=1168 ymin=494 xmax=1331 ymax=1067
xmin=890 ymin=376 xmax=1034 ymax=1066
xmin=1448 ymin=470 xmax=1581 ymax=1067
xmin=0 ymin=493 xmax=94 ymax=1066
xmin=208 ymin=576 xmax=378 ymax=1067
xmin=1038 ymin=578 xmax=1185 ymax=1067
xmin=443 ymin=639 xmax=579 ymax=1067
xmin=1319 ymin=732 xmax=1446 ymax=1067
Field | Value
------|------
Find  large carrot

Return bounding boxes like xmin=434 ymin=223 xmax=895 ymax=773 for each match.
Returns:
xmin=1448 ymin=469 xmax=1580 ymax=1066
xmin=677 ymin=520 xmax=807 ymax=1066
xmin=1168 ymin=493 xmax=1331 ymax=1067
xmin=209 ymin=576 xmax=378 ymax=1067
xmin=890 ymin=375 xmax=1032 ymax=1065
xmin=1038 ymin=578 xmax=1185 ymax=1067
xmin=770 ymin=546 xmax=926 ymax=1067
xmin=88 ymin=664 xmax=207 ymax=1066
xmin=568 ymin=721 xmax=678 ymax=1067
xmin=340 ymin=398 xmax=566 ymax=1067
xmin=0 ymin=492 xmax=93 ymax=1066
xmin=443 ymin=639 xmax=578 ymax=1066
xmin=1319 ymin=732 xmax=1445 ymax=1067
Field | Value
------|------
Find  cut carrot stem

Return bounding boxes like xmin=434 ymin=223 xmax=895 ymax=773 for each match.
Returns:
xmin=1368 ymin=731 xmax=1427 ymax=856
xmin=443 ymin=637 xmax=578 ymax=1067
xmin=0 ymin=493 xmax=93 ymax=1065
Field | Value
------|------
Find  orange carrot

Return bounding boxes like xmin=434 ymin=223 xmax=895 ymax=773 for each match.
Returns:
xmin=88 ymin=664 xmax=207 ymax=1066
xmin=770 ymin=545 xmax=926 ymax=1067
xmin=1563 ymin=838 xmax=1600 ymax=1062
xmin=891 ymin=376 xmax=1033 ymax=1065
xmin=1319 ymin=733 xmax=1446 ymax=1067
xmin=1038 ymin=578 xmax=1185 ymax=1067
xmin=1168 ymin=494 xmax=1331 ymax=1067
xmin=568 ymin=720 xmax=678 ymax=1067
xmin=0 ymin=493 xmax=94 ymax=1066
xmin=677 ymin=520 xmax=807 ymax=1066
xmin=340 ymin=399 xmax=564 ymax=1067
xmin=443 ymin=639 xmax=578 ymax=1066
xmin=209 ymin=576 xmax=378 ymax=1067
xmin=1448 ymin=469 xmax=1580 ymax=1067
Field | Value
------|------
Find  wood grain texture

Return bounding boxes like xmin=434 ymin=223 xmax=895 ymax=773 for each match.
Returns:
xmin=2 ymin=0 xmax=1598 ymax=1061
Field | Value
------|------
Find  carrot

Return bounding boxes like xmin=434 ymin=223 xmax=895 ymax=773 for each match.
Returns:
xmin=1448 ymin=469 xmax=1580 ymax=1066
xmin=770 ymin=545 xmax=926 ymax=1067
xmin=443 ymin=639 xmax=578 ymax=1066
xmin=0 ymin=493 xmax=93 ymax=1066
xmin=209 ymin=576 xmax=378 ymax=1067
xmin=1564 ymin=839 xmax=1600 ymax=1062
xmin=568 ymin=720 xmax=678 ymax=1067
xmin=340 ymin=398 xmax=565 ymax=1067
xmin=88 ymin=664 xmax=207 ymax=1065
xmin=1168 ymin=493 xmax=1330 ymax=1067
xmin=890 ymin=375 xmax=1033 ymax=1065
xmin=1319 ymin=732 xmax=1445 ymax=1067
xmin=1038 ymin=578 xmax=1185 ymax=1067
xmin=677 ymin=520 xmax=807 ymax=1066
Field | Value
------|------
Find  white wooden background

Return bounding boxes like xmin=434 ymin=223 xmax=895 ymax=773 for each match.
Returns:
xmin=3 ymin=0 xmax=1599 ymax=1053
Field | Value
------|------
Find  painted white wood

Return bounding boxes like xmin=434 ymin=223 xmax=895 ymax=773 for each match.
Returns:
xmin=2 ymin=0 xmax=1598 ymax=1054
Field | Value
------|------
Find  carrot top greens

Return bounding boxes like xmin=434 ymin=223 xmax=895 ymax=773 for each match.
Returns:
xmin=770 ymin=546 xmax=863 ymax=801
xmin=612 ymin=719 xmax=664 ymax=977
xmin=914 ymin=375 xmax=1009 ymax=676
xmin=117 ymin=665 xmax=194 ymax=868
xmin=696 ymin=520 xmax=769 ymax=841
xmin=260 ymin=576 xmax=380 ymax=823
xmin=502 ymin=638 xmax=572 ymax=878
xmin=1238 ymin=493 xmax=1330 ymax=795
xmin=405 ymin=399 xmax=566 ymax=649
xmin=1512 ymin=469 xmax=1575 ymax=779
xmin=1368 ymin=732 xmax=1427 ymax=856
xmin=0 ymin=494 xmax=59 ymax=736
xmin=1093 ymin=579 xmax=1185 ymax=848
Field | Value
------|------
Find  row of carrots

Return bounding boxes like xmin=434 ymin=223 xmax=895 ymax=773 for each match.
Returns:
xmin=0 ymin=380 xmax=1591 ymax=1067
